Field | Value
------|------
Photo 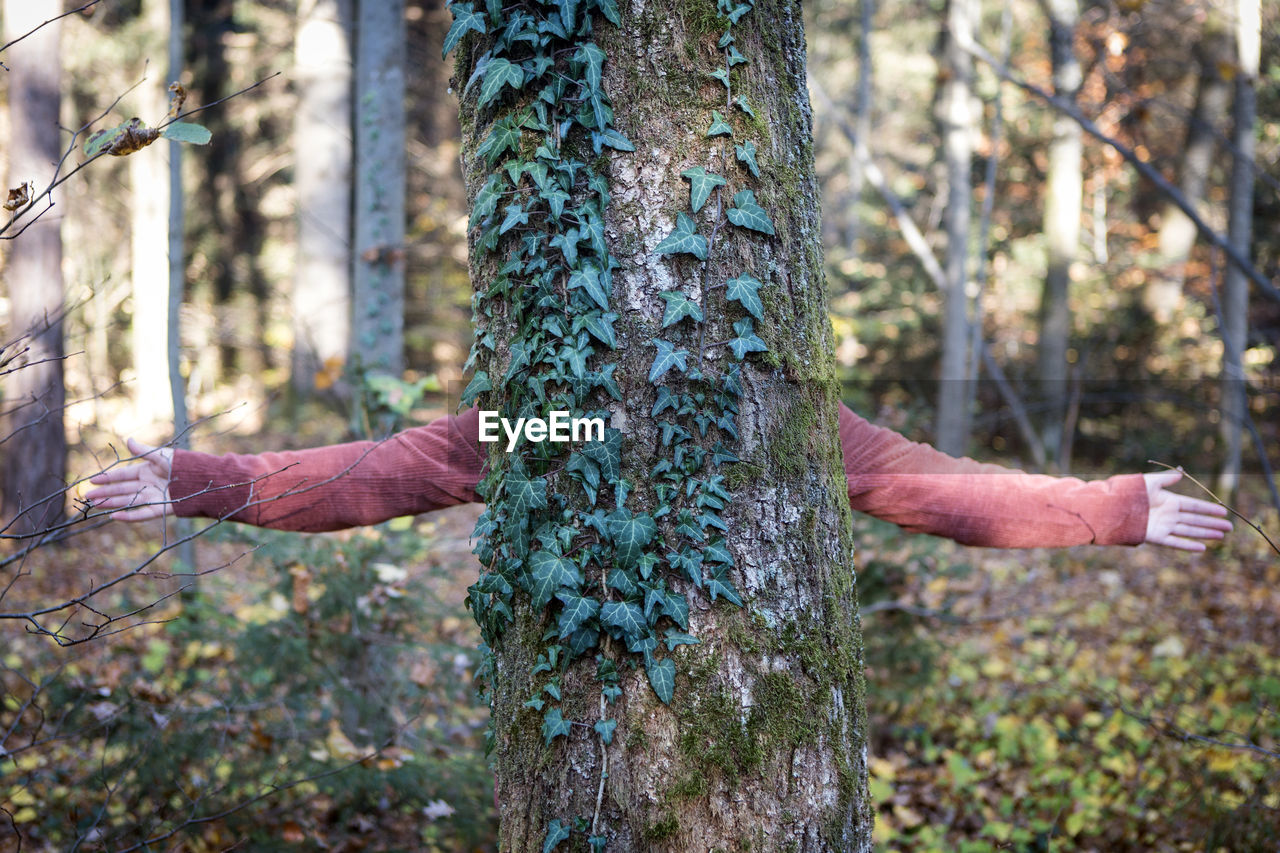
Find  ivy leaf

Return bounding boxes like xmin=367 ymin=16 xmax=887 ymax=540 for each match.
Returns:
xmin=637 ymin=552 xmax=660 ymax=581
xmin=468 ymin=173 xmax=504 ymax=228
xmin=581 ymin=429 xmax=621 ymax=482
xmin=549 ymin=228 xmax=579 ymax=266
xmin=160 ymin=122 xmax=211 ymax=145
xmin=505 ymin=469 xmax=549 ymax=514
xmin=541 ymin=708 xmax=572 ymax=745
xmin=704 ymin=538 xmax=735 ymax=567
xmin=663 ymin=592 xmax=689 ymax=628
xmin=443 ymin=2 xmax=485 ymax=57
xmin=559 ymin=0 xmax=581 ymax=34
xmin=568 ymin=263 xmax=610 ymax=311
xmin=680 ymin=166 xmax=727 ymax=214
xmin=542 ymin=188 xmax=571 ymax=220
xmin=529 ymin=551 xmax=581 ymax=608
xmin=735 ymin=140 xmax=760 ymax=177
xmin=646 ymin=657 xmax=676 ymax=704
xmin=648 ymin=339 xmax=690 ymax=383
xmin=593 ymin=718 xmax=617 ymax=745
xmin=706 ymin=110 xmax=733 ymax=137
xmin=726 ymin=2 xmax=752 ymax=24
xmin=726 ymin=189 xmax=775 ymax=235
xmin=607 ymin=568 xmax=638 ymax=598
xmin=664 ymin=629 xmax=700 ymax=650
xmin=705 ymin=574 xmax=743 ymax=606
xmin=725 ymin=272 xmax=765 ymax=320
xmin=659 ymin=291 xmax=704 ymax=328
xmin=710 ymin=67 xmax=730 ymax=89
xmin=733 ymin=95 xmax=756 ymax=118
xmin=593 ymin=127 xmax=635 ymax=153
xmin=651 ymin=386 xmax=679 ymax=417
xmin=555 ymin=589 xmax=600 ymax=638
xmin=608 ymin=511 xmax=658 ymax=567
xmin=573 ymin=42 xmax=606 ymax=92
xmin=460 ymin=370 xmax=492 ymax=407
xmin=726 ymin=46 xmax=749 ymax=66
xmin=594 ymin=0 xmax=621 ymax=25
xmin=478 ymin=57 xmax=525 ymax=108
xmin=588 ymin=836 xmax=608 ymax=853
xmin=728 ymin=317 xmax=768 ymax=360
xmin=582 ymin=312 xmax=618 ymax=349
xmin=601 ymin=601 xmax=646 ymax=638
xmin=499 ymin=202 xmax=529 ymax=234
xmin=654 ymin=211 xmax=708 ymax=260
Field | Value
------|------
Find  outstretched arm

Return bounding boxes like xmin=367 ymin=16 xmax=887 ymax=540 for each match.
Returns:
xmin=837 ymin=405 xmax=1230 ymax=550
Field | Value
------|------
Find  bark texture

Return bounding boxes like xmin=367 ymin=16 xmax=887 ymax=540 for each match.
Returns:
xmin=455 ymin=0 xmax=871 ymax=849
xmin=2 ymin=0 xmax=66 ymax=534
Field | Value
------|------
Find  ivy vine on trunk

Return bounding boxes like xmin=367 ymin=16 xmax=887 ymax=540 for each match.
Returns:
xmin=448 ymin=0 xmax=872 ymax=848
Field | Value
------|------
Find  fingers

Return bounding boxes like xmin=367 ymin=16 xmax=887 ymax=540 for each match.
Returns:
xmin=1158 ymin=535 xmax=1207 ymax=553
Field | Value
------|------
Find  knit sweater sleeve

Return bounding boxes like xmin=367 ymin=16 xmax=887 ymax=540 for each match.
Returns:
xmin=169 ymin=408 xmax=485 ymax=532
xmin=837 ymin=404 xmax=1148 ymax=548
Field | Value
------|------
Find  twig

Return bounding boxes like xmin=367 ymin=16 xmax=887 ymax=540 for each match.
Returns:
xmin=0 ymin=0 xmax=100 ymax=56
xmin=1146 ymin=462 xmax=1279 ymax=557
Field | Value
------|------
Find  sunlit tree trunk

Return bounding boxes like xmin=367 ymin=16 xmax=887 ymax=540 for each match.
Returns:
xmin=1218 ymin=0 xmax=1258 ymax=497
xmin=455 ymin=0 xmax=871 ymax=847
xmin=1037 ymin=0 xmax=1082 ymax=470
xmin=292 ymin=0 xmax=354 ymax=395
xmin=130 ymin=0 xmax=175 ymax=428
xmin=2 ymin=0 xmax=66 ymax=535
xmin=935 ymin=0 xmax=977 ymax=456
xmin=352 ymin=0 xmax=406 ymax=382
xmin=1146 ymin=28 xmax=1232 ymax=321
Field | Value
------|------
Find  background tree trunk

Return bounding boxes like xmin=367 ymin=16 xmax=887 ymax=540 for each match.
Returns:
xmin=1146 ymin=27 xmax=1232 ymax=321
xmin=292 ymin=0 xmax=354 ymax=396
xmin=456 ymin=0 xmax=871 ymax=848
xmin=1218 ymin=0 xmax=1258 ymax=498
xmin=1037 ymin=0 xmax=1082 ymax=470
xmin=130 ymin=0 xmax=175 ymax=428
xmin=2 ymin=0 xmax=66 ymax=535
xmin=935 ymin=0 xmax=977 ymax=456
xmin=352 ymin=0 xmax=406 ymax=384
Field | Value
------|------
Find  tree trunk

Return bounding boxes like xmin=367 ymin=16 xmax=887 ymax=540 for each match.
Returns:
xmin=293 ymin=0 xmax=354 ymax=395
xmin=2 ymin=0 xmax=66 ymax=535
xmin=1037 ymin=0 xmax=1082 ymax=469
xmin=935 ymin=0 xmax=977 ymax=456
xmin=1218 ymin=0 xmax=1258 ymax=497
xmin=453 ymin=0 xmax=871 ymax=848
xmin=352 ymin=0 xmax=406 ymax=382
xmin=130 ymin=0 xmax=175 ymax=428
xmin=1146 ymin=27 xmax=1232 ymax=321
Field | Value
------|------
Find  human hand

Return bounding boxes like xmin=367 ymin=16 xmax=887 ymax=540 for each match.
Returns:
xmin=85 ymin=439 xmax=174 ymax=522
xmin=1143 ymin=469 xmax=1233 ymax=551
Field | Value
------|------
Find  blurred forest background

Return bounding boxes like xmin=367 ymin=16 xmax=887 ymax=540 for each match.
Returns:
xmin=2 ymin=0 xmax=1278 ymax=850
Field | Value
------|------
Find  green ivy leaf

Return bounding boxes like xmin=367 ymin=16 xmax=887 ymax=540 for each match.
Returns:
xmin=593 ymin=127 xmax=635 ymax=153
xmin=705 ymin=574 xmax=743 ymax=606
xmin=443 ymin=2 xmax=486 ymax=57
xmin=680 ymin=166 xmax=727 ymax=214
xmin=726 ymin=189 xmax=775 ymax=235
xmin=593 ymin=718 xmax=617 ymax=745
xmin=601 ymin=601 xmax=646 ymax=637
xmin=478 ymin=57 xmax=525 ymax=109
xmin=704 ymin=538 xmax=735 ymax=567
xmin=710 ymin=67 xmax=730 ymax=89
xmin=607 ymin=568 xmax=638 ymax=597
xmin=734 ymin=140 xmax=760 ymax=177
xmin=568 ymin=263 xmax=610 ymax=311
xmin=726 ymin=2 xmax=752 ymax=24
xmin=726 ymin=46 xmax=749 ymax=66
xmin=594 ymin=0 xmax=621 ymax=25
xmin=733 ymin=95 xmax=756 ymax=118
xmin=460 ymin=371 xmax=492 ymax=407
xmin=505 ymin=469 xmax=549 ymax=514
xmin=555 ymin=589 xmax=600 ymax=638
xmin=728 ymin=317 xmax=768 ymax=360
xmin=725 ymin=272 xmax=765 ymax=320
xmin=468 ymin=173 xmax=504 ymax=228
xmin=542 ymin=188 xmax=571 ymax=220
xmin=160 ymin=121 xmax=212 ymax=145
xmin=706 ymin=110 xmax=733 ymax=137
xmin=541 ymin=708 xmax=572 ymax=744
xmin=559 ymin=0 xmax=581 ymax=34
xmin=608 ymin=511 xmax=658 ymax=567
xmin=658 ymin=291 xmax=704 ymax=328
xmin=573 ymin=42 xmax=606 ymax=92
xmin=646 ymin=658 xmax=676 ymax=704
xmin=499 ymin=202 xmax=529 ymax=234
xmin=581 ymin=429 xmax=621 ymax=482
xmin=651 ymin=386 xmax=679 ymax=417
xmin=663 ymin=592 xmax=689 ymax=628
xmin=648 ymin=339 xmax=690 ymax=383
xmin=664 ymin=629 xmax=700 ymax=650
xmin=581 ymin=312 xmax=618 ymax=349
xmin=588 ymin=835 xmax=608 ymax=853
xmin=718 ymin=30 xmax=735 ymax=48
xmin=654 ymin=211 xmax=708 ymax=260
xmin=529 ymin=551 xmax=582 ymax=608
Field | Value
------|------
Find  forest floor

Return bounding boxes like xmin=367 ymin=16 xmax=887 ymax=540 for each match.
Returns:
xmin=3 ymin=426 xmax=1278 ymax=852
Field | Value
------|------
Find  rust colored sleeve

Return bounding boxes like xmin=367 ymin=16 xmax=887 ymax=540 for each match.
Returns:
xmin=170 ymin=408 xmax=486 ymax=532
xmin=837 ymin=404 xmax=1149 ymax=548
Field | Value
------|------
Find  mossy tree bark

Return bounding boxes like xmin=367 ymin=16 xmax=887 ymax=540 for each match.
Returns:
xmin=455 ymin=0 xmax=871 ymax=848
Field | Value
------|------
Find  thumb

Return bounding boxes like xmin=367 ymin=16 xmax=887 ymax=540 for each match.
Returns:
xmin=125 ymin=437 xmax=160 ymax=458
xmin=1145 ymin=468 xmax=1183 ymax=490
